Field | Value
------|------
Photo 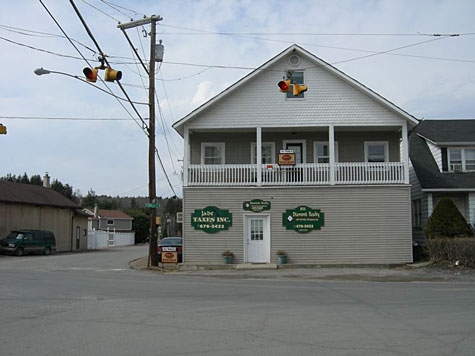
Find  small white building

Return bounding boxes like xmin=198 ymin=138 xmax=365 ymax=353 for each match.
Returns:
xmin=84 ymin=207 xmax=135 ymax=249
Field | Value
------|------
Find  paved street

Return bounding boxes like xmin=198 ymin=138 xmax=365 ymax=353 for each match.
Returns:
xmin=1 ymin=245 xmax=475 ymax=356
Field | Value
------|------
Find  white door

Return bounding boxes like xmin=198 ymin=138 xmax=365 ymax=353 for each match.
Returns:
xmin=246 ymin=216 xmax=269 ymax=263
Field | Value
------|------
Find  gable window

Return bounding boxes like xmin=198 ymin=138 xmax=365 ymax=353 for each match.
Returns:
xmin=314 ymin=142 xmax=338 ymax=163
xmin=201 ymin=143 xmax=225 ymax=165
xmin=364 ymin=141 xmax=389 ymax=162
xmin=251 ymin=142 xmax=275 ymax=164
xmin=286 ymin=71 xmax=305 ymax=99
xmin=448 ymin=148 xmax=475 ymax=172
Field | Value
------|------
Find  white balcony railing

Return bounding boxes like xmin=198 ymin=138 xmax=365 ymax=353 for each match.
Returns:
xmin=187 ymin=162 xmax=406 ymax=186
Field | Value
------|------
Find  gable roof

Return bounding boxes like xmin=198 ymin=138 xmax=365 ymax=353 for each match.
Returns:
xmin=173 ymin=44 xmax=419 ymax=136
xmin=413 ymin=119 xmax=475 ymax=145
xmin=0 ymin=181 xmax=79 ymax=208
xmin=410 ymin=119 xmax=475 ymax=191
xmin=84 ymin=208 xmax=132 ymax=220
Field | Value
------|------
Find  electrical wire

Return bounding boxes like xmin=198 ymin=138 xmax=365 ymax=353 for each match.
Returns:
xmin=68 ymin=0 xmax=150 ymax=134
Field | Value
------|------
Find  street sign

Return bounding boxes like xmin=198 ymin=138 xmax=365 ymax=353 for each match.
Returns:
xmin=145 ymin=203 xmax=159 ymax=208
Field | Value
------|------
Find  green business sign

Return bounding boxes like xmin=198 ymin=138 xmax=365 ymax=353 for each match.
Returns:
xmin=243 ymin=199 xmax=271 ymax=213
xmin=282 ymin=205 xmax=325 ymax=233
xmin=191 ymin=206 xmax=232 ymax=234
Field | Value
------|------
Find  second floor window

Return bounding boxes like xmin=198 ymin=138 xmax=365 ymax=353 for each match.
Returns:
xmin=251 ymin=142 xmax=275 ymax=164
xmin=365 ymin=141 xmax=389 ymax=162
xmin=448 ymin=148 xmax=475 ymax=172
xmin=314 ymin=142 xmax=339 ymax=163
xmin=201 ymin=143 xmax=225 ymax=165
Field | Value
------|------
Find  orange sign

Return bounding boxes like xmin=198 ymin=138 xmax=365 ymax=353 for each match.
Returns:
xmin=278 ymin=152 xmax=296 ymax=165
xmin=161 ymin=251 xmax=178 ymax=263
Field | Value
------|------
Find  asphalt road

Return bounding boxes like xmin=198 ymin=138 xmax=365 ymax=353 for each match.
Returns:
xmin=1 ymin=245 xmax=475 ymax=356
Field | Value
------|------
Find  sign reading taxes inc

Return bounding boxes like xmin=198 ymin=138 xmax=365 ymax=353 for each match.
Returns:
xmin=282 ymin=205 xmax=325 ymax=233
xmin=191 ymin=206 xmax=232 ymax=234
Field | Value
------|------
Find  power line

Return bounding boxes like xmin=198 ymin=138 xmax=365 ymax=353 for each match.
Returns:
xmin=0 ymin=116 xmax=134 ymax=121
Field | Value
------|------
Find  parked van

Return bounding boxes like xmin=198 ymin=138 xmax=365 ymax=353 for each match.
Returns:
xmin=0 ymin=230 xmax=56 ymax=256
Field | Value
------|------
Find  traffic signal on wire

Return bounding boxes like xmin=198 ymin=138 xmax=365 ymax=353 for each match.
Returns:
xmin=278 ymin=79 xmax=291 ymax=93
xmin=83 ymin=67 xmax=98 ymax=82
xmin=293 ymin=83 xmax=308 ymax=96
xmin=104 ymin=67 xmax=122 ymax=82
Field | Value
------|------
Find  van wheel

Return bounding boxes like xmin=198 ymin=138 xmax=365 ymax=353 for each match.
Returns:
xmin=44 ymin=247 xmax=51 ymax=255
xmin=15 ymin=247 xmax=24 ymax=256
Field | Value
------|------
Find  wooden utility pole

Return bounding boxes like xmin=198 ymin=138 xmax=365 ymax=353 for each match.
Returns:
xmin=118 ymin=15 xmax=163 ymax=267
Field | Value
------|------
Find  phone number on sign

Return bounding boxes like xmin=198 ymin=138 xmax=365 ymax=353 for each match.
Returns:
xmin=197 ymin=224 xmax=226 ymax=230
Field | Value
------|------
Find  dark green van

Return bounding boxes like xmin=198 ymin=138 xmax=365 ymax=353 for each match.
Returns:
xmin=0 ymin=230 xmax=56 ymax=256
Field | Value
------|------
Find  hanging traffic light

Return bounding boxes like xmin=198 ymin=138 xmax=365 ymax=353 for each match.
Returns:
xmin=104 ymin=67 xmax=122 ymax=82
xmin=278 ymin=79 xmax=291 ymax=93
xmin=0 ymin=124 xmax=6 ymax=135
xmin=293 ymin=83 xmax=308 ymax=96
xmin=83 ymin=67 xmax=98 ymax=82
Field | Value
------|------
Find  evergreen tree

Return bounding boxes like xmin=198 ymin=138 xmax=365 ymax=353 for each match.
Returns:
xmin=425 ymin=197 xmax=472 ymax=238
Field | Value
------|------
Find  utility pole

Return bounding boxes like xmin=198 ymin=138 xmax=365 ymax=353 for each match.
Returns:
xmin=118 ymin=15 xmax=163 ymax=267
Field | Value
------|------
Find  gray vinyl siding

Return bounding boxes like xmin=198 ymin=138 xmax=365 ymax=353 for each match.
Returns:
xmin=190 ymin=131 xmax=401 ymax=164
xmin=186 ymin=55 xmax=405 ymax=130
xmin=183 ymin=185 xmax=412 ymax=264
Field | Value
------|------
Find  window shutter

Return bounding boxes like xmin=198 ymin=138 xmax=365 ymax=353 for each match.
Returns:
xmin=441 ymin=147 xmax=448 ymax=172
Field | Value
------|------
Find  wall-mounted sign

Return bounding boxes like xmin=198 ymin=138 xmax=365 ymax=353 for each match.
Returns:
xmin=278 ymin=150 xmax=296 ymax=165
xmin=282 ymin=205 xmax=325 ymax=233
xmin=191 ymin=206 xmax=232 ymax=234
xmin=243 ymin=199 xmax=271 ymax=213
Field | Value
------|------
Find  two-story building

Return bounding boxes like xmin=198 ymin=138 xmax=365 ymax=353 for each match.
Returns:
xmin=173 ymin=44 xmax=419 ymax=265
xmin=409 ymin=119 xmax=475 ymax=245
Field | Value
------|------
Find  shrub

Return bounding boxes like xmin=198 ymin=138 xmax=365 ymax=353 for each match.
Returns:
xmin=425 ymin=238 xmax=475 ymax=267
xmin=425 ymin=198 xmax=472 ymax=238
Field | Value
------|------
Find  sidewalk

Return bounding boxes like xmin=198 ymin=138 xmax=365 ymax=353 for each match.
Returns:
xmin=129 ymin=256 xmax=475 ymax=282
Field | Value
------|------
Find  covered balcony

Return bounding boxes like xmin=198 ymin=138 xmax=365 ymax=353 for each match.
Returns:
xmin=183 ymin=124 xmax=410 ymax=187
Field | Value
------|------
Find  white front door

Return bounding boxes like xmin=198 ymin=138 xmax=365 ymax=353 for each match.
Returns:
xmin=246 ymin=215 xmax=269 ymax=263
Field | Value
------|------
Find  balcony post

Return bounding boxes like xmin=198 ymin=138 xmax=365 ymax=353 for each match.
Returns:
xmin=401 ymin=122 xmax=410 ymax=184
xmin=329 ymin=125 xmax=335 ymax=184
xmin=183 ymin=127 xmax=189 ymax=187
xmin=256 ymin=126 xmax=262 ymax=186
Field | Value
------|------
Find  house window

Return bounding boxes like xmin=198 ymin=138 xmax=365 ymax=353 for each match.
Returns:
xmin=286 ymin=71 xmax=305 ymax=99
xmin=412 ymin=199 xmax=422 ymax=227
xmin=251 ymin=142 xmax=275 ymax=164
xmin=201 ymin=143 xmax=225 ymax=165
xmin=364 ymin=141 xmax=389 ymax=162
xmin=314 ymin=142 xmax=338 ymax=163
xmin=107 ymin=219 xmax=114 ymax=225
xmin=448 ymin=148 xmax=475 ymax=172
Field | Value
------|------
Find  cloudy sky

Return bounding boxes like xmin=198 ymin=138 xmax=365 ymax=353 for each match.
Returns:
xmin=1 ymin=0 xmax=474 ymax=198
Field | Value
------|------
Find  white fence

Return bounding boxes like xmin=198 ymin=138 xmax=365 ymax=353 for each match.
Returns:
xmin=187 ymin=162 xmax=405 ymax=186
xmin=87 ymin=230 xmax=135 ymax=250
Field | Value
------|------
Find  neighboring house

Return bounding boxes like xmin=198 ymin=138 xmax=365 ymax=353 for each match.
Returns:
xmin=84 ymin=207 xmax=135 ymax=249
xmin=409 ymin=119 xmax=475 ymax=244
xmin=173 ymin=44 xmax=419 ymax=265
xmin=0 ymin=180 xmax=88 ymax=251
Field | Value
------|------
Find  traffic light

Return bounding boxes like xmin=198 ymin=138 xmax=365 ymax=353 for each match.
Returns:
xmin=293 ymin=83 xmax=308 ymax=96
xmin=0 ymin=124 xmax=6 ymax=135
xmin=278 ymin=79 xmax=291 ymax=93
xmin=104 ymin=67 xmax=122 ymax=82
xmin=83 ymin=67 xmax=98 ymax=82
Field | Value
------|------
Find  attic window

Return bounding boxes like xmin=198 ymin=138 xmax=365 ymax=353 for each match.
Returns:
xmin=286 ymin=71 xmax=305 ymax=99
